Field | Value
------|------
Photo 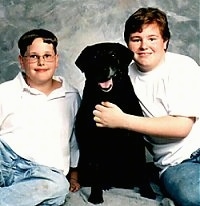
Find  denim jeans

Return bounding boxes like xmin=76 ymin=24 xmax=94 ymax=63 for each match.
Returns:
xmin=160 ymin=148 xmax=200 ymax=206
xmin=0 ymin=140 xmax=69 ymax=206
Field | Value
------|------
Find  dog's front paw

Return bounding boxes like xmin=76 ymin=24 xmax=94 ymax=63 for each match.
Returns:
xmin=88 ymin=187 xmax=104 ymax=204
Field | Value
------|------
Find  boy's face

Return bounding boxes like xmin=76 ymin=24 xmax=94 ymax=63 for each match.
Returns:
xmin=127 ymin=22 xmax=168 ymax=72
xmin=19 ymin=38 xmax=59 ymax=85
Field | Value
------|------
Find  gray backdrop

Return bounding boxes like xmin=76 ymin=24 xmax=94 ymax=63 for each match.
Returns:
xmin=0 ymin=0 xmax=199 ymax=92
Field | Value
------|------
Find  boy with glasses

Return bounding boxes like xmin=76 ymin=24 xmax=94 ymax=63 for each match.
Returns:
xmin=0 ymin=29 xmax=80 ymax=206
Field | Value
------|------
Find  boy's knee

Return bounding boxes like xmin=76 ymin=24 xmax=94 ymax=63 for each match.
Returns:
xmin=176 ymin=186 xmax=200 ymax=206
xmin=36 ymin=167 xmax=69 ymax=198
xmin=37 ymin=176 xmax=69 ymax=206
xmin=162 ymin=181 xmax=200 ymax=206
xmin=160 ymin=166 xmax=200 ymax=206
xmin=49 ymin=171 xmax=69 ymax=196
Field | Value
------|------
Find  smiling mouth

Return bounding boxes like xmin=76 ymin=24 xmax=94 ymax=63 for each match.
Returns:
xmin=34 ymin=69 xmax=48 ymax=72
xmin=98 ymin=79 xmax=113 ymax=92
xmin=138 ymin=52 xmax=151 ymax=56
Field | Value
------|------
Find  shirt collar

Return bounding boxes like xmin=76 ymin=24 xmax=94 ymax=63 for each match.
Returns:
xmin=16 ymin=71 xmax=78 ymax=96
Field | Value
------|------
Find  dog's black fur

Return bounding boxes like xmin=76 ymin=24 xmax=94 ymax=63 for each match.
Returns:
xmin=75 ymin=43 xmax=155 ymax=204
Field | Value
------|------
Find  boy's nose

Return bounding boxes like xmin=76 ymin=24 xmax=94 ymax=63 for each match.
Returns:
xmin=37 ymin=56 xmax=45 ymax=65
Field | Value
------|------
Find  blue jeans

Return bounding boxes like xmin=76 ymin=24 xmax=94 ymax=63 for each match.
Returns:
xmin=160 ymin=148 xmax=200 ymax=206
xmin=0 ymin=140 xmax=69 ymax=206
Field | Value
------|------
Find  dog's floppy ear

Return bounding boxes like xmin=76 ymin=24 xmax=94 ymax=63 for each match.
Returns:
xmin=75 ymin=45 xmax=94 ymax=73
xmin=114 ymin=43 xmax=133 ymax=67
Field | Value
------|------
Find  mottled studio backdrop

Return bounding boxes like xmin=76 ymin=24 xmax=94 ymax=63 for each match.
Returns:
xmin=0 ymin=0 xmax=199 ymax=93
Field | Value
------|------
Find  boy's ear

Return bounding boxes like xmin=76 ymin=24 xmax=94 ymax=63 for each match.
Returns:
xmin=55 ymin=54 xmax=59 ymax=69
xmin=164 ymin=40 xmax=168 ymax=51
xmin=18 ymin=55 xmax=25 ymax=70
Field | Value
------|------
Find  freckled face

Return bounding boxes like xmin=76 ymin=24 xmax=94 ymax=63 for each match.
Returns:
xmin=18 ymin=38 xmax=59 ymax=85
xmin=127 ymin=23 xmax=168 ymax=72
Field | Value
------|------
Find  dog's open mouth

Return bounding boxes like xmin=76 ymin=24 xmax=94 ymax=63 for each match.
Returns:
xmin=98 ymin=79 xmax=113 ymax=92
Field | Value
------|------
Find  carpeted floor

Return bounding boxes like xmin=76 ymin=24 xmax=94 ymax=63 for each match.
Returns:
xmin=63 ymin=187 xmax=175 ymax=206
xmin=63 ymin=162 xmax=176 ymax=206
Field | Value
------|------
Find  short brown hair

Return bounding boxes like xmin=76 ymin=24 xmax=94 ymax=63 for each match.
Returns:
xmin=124 ymin=7 xmax=171 ymax=49
xmin=18 ymin=29 xmax=58 ymax=56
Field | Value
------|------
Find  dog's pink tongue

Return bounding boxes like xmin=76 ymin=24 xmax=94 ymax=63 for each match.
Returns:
xmin=98 ymin=79 xmax=113 ymax=88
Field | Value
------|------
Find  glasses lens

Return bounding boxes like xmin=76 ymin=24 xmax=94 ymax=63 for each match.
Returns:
xmin=24 ymin=54 xmax=55 ymax=63
xmin=43 ymin=54 xmax=54 ymax=62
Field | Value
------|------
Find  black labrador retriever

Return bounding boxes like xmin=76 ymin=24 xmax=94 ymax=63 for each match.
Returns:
xmin=75 ymin=42 xmax=155 ymax=204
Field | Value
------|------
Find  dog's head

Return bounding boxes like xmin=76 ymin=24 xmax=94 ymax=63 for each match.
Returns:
xmin=75 ymin=42 xmax=133 ymax=92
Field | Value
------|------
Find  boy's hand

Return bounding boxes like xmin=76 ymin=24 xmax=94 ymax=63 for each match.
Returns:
xmin=69 ymin=178 xmax=80 ymax=192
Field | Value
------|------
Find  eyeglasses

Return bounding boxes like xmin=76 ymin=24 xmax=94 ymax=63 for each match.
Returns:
xmin=23 ymin=54 xmax=56 ymax=63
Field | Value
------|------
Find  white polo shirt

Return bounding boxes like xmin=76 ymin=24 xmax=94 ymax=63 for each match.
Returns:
xmin=0 ymin=72 xmax=80 ymax=175
xmin=129 ymin=52 xmax=200 ymax=174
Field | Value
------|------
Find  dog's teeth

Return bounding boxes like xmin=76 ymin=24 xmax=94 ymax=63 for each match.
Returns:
xmin=101 ymin=86 xmax=112 ymax=92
